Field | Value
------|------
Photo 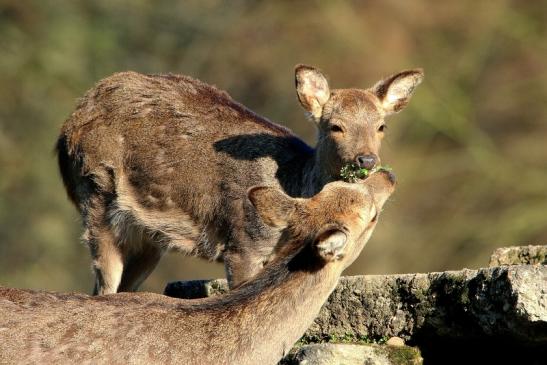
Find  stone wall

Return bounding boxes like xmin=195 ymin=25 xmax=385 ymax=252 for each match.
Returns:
xmin=165 ymin=245 xmax=547 ymax=364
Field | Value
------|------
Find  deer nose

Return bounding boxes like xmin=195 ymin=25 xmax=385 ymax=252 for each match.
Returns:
xmin=355 ymin=154 xmax=377 ymax=170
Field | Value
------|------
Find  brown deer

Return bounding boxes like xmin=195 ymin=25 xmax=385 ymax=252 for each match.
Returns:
xmin=56 ymin=65 xmax=421 ymax=294
xmin=0 ymin=171 xmax=395 ymax=365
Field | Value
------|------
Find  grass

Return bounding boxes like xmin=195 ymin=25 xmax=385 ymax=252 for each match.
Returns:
xmin=340 ymin=163 xmax=393 ymax=183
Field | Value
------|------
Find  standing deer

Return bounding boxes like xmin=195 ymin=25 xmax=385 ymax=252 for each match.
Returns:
xmin=56 ymin=65 xmax=421 ymax=293
xmin=0 ymin=171 xmax=395 ymax=365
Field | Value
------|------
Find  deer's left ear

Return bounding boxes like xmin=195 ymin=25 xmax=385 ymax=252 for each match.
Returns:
xmin=371 ymin=69 xmax=424 ymax=115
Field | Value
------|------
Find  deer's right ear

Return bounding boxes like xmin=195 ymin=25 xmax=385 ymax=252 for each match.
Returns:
xmin=248 ymin=186 xmax=297 ymax=228
xmin=295 ymin=64 xmax=330 ymax=121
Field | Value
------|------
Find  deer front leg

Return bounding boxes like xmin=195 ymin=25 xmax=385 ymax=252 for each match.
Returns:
xmin=223 ymin=244 xmax=271 ymax=289
xmin=222 ymin=199 xmax=280 ymax=288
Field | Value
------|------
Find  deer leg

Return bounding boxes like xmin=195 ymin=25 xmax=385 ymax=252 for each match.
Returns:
xmin=87 ymin=225 xmax=124 ymax=295
xmin=83 ymin=190 xmax=125 ymax=296
xmin=223 ymin=247 xmax=269 ymax=289
xmin=118 ymin=242 xmax=164 ymax=292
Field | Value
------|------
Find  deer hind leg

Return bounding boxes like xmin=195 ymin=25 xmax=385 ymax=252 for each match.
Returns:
xmin=83 ymin=189 xmax=125 ymax=295
xmin=117 ymin=237 xmax=164 ymax=292
xmin=86 ymin=225 xmax=124 ymax=296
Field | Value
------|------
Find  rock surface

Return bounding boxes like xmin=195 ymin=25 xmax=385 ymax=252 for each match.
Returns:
xmin=164 ymin=278 xmax=228 ymax=299
xmin=165 ymin=265 xmax=547 ymax=344
xmin=282 ymin=343 xmax=422 ymax=365
xmin=385 ymin=337 xmax=405 ymax=347
xmin=489 ymin=245 xmax=547 ymax=266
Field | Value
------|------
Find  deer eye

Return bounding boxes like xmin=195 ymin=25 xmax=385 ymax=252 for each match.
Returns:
xmin=330 ymin=124 xmax=344 ymax=133
xmin=378 ymin=124 xmax=387 ymax=132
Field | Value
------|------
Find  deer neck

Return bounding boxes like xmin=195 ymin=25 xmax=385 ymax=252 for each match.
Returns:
xmin=208 ymin=250 xmax=343 ymax=365
xmin=301 ymin=148 xmax=336 ymax=197
xmin=249 ymin=268 xmax=340 ymax=363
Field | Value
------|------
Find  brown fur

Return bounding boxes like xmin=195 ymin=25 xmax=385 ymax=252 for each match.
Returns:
xmin=56 ymin=65 xmax=421 ymax=293
xmin=0 ymin=172 xmax=395 ymax=365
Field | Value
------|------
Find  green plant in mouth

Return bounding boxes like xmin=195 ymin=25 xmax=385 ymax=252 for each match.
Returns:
xmin=340 ymin=163 xmax=392 ymax=183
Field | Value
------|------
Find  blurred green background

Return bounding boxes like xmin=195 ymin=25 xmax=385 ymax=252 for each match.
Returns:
xmin=1 ymin=1 xmax=546 ymax=294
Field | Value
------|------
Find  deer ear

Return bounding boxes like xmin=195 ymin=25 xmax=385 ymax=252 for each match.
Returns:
xmin=371 ymin=69 xmax=424 ymax=115
xmin=315 ymin=229 xmax=348 ymax=262
xmin=295 ymin=64 xmax=330 ymax=121
xmin=248 ymin=186 xmax=297 ymax=228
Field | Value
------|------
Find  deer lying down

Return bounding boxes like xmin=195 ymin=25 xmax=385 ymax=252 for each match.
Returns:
xmin=0 ymin=172 xmax=394 ymax=365
xmin=56 ymin=65 xmax=421 ymax=293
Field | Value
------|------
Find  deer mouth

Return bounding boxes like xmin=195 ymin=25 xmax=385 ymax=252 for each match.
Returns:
xmin=364 ymin=169 xmax=396 ymax=207
xmin=372 ymin=169 xmax=396 ymax=189
xmin=339 ymin=163 xmax=393 ymax=183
